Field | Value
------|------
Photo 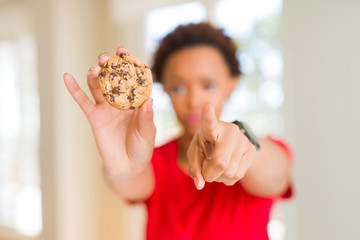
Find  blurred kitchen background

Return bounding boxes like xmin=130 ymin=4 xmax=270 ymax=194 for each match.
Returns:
xmin=0 ymin=0 xmax=359 ymax=239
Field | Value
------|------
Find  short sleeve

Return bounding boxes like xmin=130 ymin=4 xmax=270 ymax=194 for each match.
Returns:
xmin=267 ymin=136 xmax=294 ymax=199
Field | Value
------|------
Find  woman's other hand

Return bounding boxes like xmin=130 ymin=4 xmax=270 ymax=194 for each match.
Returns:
xmin=187 ymin=103 xmax=256 ymax=190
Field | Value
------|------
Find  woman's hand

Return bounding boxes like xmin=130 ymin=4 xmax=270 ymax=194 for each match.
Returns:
xmin=63 ymin=47 xmax=156 ymax=178
xmin=187 ymin=103 xmax=257 ymax=190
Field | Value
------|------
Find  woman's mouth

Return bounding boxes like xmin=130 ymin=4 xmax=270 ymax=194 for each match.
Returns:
xmin=186 ymin=114 xmax=201 ymax=126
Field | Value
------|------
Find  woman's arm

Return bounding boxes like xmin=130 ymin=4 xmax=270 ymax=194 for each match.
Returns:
xmin=240 ymin=138 xmax=291 ymax=198
xmin=104 ymin=163 xmax=155 ymax=202
xmin=187 ymin=103 xmax=292 ymax=197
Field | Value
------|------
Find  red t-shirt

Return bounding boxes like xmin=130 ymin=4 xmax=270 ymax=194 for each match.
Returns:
xmin=146 ymin=137 xmax=293 ymax=240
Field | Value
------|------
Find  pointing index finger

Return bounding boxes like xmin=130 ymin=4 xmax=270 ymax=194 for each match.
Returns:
xmin=199 ymin=103 xmax=219 ymax=144
xmin=187 ymin=136 xmax=206 ymax=190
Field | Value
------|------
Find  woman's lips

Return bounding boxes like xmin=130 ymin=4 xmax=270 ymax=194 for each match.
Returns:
xmin=186 ymin=114 xmax=201 ymax=126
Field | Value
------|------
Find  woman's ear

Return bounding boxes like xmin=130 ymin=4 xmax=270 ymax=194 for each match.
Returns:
xmin=226 ymin=77 xmax=238 ymax=99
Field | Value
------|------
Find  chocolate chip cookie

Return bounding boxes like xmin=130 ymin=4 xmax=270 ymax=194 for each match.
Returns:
xmin=99 ymin=53 xmax=152 ymax=110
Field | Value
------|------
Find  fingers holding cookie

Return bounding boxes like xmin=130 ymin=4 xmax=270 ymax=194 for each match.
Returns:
xmin=116 ymin=46 xmax=131 ymax=56
xmin=87 ymin=65 xmax=106 ymax=104
xmin=98 ymin=53 xmax=111 ymax=67
xmin=98 ymin=52 xmax=153 ymax=110
xmin=88 ymin=50 xmax=122 ymax=105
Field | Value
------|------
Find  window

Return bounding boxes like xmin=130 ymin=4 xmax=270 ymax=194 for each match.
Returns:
xmin=146 ymin=1 xmax=206 ymax=54
xmin=216 ymin=0 xmax=285 ymax=137
xmin=0 ymin=37 xmax=42 ymax=237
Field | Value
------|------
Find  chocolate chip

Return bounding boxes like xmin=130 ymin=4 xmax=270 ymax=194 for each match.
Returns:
xmin=122 ymin=62 xmax=128 ymax=66
xmin=131 ymin=88 xmax=136 ymax=96
xmin=111 ymin=64 xmax=119 ymax=70
xmin=123 ymin=73 xmax=130 ymax=80
xmin=104 ymin=62 xmax=109 ymax=68
xmin=127 ymin=96 xmax=133 ymax=102
xmin=109 ymin=94 xmax=115 ymax=102
xmin=100 ymin=71 xmax=106 ymax=77
xmin=120 ymin=53 xmax=125 ymax=58
xmin=119 ymin=69 xmax=124 ymax=75
xmin=103 ymin=94 xmax=107 ymax=97
xmin=134 ymin=63 xmax=138 ymax=67
xmin=112 ymin=87 xmax=120 ymax=94
xmin=130 ymin=106 xmax=135 ymax=110
xmin=137 ymin=78 xmax=145 ymax=85
xmin=110 ymin=73 xmax=117 ymax=80
xmin=136 ymin=71 xmax=144 ymax=78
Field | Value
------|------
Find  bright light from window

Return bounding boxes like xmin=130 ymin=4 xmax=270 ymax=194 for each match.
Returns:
xmin=267 ymin=219 xmax=286 ymax=240
xmin=0 ymin=37 xmax=41 ymax=237
xmin=259 ymin=81 xmax=284 ymax=109
xmin=222 ymin=86 xmax=259 ymax=121
xmin=14 ymin=185 xmax=42 ymax=237
xmin=216 ymin=0 xmax=282 ymax=38
xmin=0 ymin=42 xmax=21 ymax=138
xmin=216 ymin=0 xmax=285 ymax=138
xmin=146 ymin=2 xmax=206 ymax=53
xmin=260 ymin=50 xmax=283 ymax=80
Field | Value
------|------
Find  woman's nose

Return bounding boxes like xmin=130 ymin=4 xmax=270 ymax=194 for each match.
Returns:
xmin=187 ymin=88 xmax=203 ymax=110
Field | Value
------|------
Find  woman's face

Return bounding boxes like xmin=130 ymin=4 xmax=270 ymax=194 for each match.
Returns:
xmin=162 ymin=45 xmax=237 ymax=137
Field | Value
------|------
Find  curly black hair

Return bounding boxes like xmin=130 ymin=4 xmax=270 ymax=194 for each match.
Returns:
xmin=151 ymin=22 xmax=242 ymax=83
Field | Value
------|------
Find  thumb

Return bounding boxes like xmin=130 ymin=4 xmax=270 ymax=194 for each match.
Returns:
xmin=199 ymin=103 xmax=218 ymax=144
xmin=136 ymin=98 xmax=156 ymax=143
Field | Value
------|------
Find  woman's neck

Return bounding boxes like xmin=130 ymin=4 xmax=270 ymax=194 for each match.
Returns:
xmin=178 ymin=134 xmax=194 ymax=164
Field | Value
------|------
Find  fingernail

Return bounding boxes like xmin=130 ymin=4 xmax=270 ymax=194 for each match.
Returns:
xmin=146 ymin=98 xmax=153 ymax=112
xmin=193 ymin=177 xmax=199 ymax=189
xmin=199 ymin=181 xmax=205 ymax=190
xmin=88 ymin=67 xmax=94 ymax=75
xmin=193 ymin=177 xmax=199 ymax=188
xmin=97 ymin=53 xmax=106 ymax=59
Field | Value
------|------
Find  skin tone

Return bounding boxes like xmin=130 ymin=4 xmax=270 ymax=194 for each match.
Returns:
xmin=63 ymin=45 xmax=291 ymax=201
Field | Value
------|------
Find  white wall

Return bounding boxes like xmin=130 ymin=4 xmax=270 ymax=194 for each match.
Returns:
xmin=282 ymin=0 xmax=360 ymax=239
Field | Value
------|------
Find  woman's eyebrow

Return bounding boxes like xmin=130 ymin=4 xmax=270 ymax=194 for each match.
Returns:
xmin=165 ymin=75 xmax=184 ymax=83
xmin=200 ymin=75 xmax=216 ymax=83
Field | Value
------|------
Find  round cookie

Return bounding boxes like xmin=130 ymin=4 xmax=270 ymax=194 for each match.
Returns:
xmin=98 ymin=53 xmax=152 ymax=110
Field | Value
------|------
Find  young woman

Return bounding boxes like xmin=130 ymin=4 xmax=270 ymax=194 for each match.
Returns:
xmin=64 ymin=22 xmax=293 ymax=240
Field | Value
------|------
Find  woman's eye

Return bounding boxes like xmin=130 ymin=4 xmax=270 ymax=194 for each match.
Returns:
xmin=204 ymin=83 xmax=215 ymax=90
xmin=170 ymin=86 xmax=187 ymax=94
